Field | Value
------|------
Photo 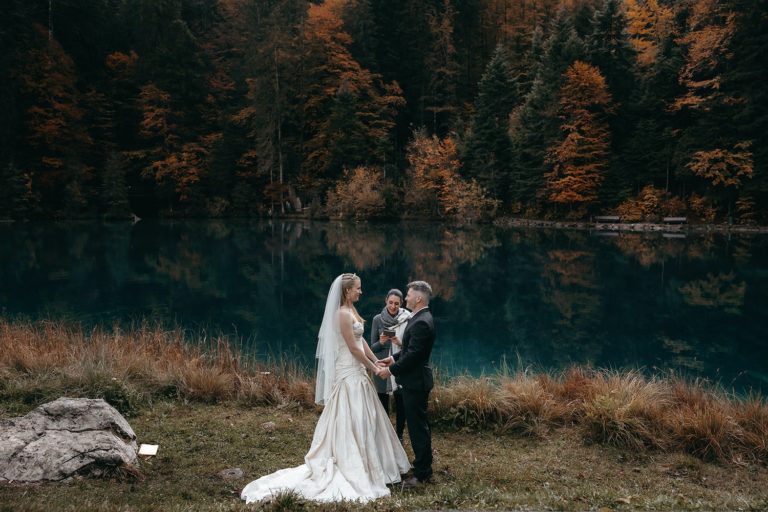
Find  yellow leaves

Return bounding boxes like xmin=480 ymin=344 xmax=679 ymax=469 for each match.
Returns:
xmin=143 ymin=141 xmax=211 ymax=202
xmin=686 ymin=141 xmax=754 ymax=188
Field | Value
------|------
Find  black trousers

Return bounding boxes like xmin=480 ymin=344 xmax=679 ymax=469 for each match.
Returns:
xmin=378 ymin=390 xmax=406 ymax=441
xmin=402 ymin=387 xmax=433 ymax=481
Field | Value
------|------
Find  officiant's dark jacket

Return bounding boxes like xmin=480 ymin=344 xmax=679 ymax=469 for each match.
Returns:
xmin=390 ymin=308 xmax=434 ymax=392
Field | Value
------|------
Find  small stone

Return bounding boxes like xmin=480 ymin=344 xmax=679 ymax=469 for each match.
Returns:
xmin=262 ymin=421 xmax=276 ymax=432
xmin=218 ymin=468 xmax=244 ymax=480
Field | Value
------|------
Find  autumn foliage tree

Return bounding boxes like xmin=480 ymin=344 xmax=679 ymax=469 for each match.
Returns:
xmin=624 ymin=0 xmax=675 ymax=70
xmin=300 ymin=0 xmax=404 ymax=199
xmin=1 ymin=0 xmax=766 ymax=221
xmin=544 ymin=61 xmax=613 ymax=214
xmin=15 ymin=24 xmax=92 ymax=215
xmin=325 ymin=166 xmax=390 ymax=219
xmin=673 ymin=0 xmax=755 ymax=217
xmin=406 ymin=129 xmax=499 ymax=221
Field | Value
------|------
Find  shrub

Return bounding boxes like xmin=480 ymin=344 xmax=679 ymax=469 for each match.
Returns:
xmin=325 ymin=166 xmax=390 ymax=219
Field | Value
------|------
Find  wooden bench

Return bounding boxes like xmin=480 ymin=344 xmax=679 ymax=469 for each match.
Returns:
xmin=662 ymin=217 xmax=687 ymax=224
xmin=593 ymin=215 xmax=621 ymax=223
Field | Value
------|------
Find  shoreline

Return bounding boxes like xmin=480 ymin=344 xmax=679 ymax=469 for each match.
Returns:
xmin=1 ymin=319 xmax=766 ymax=463
xmin=494 ymin=217 xmax=768 ymax=234
xmin=3 ymin=214 xmax=768 ymax=234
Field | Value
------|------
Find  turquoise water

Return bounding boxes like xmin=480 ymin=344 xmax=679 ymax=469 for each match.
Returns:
xmin=1 ymin=220 xmax=766 ymax=393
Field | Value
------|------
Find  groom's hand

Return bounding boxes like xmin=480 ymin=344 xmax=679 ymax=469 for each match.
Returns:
xmin=377 ymin=356 xmax=394 ymax=367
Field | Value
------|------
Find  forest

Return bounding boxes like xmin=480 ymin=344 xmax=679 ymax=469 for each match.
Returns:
xmin=1 ymin=0 xmax=766 ymax=222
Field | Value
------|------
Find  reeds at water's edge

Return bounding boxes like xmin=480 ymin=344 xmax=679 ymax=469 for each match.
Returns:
xmin=1 ymin=319 xmax=766 ymax=465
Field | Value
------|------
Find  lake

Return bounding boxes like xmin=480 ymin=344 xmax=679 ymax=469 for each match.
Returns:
xmin=1 ymin=220 xmax=766 ymax=393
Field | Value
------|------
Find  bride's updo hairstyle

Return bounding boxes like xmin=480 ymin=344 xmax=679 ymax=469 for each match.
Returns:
xmin=340 ymin=273 xmax=364 ymax=322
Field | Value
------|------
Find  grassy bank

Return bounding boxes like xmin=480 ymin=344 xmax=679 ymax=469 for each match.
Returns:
xmin=2 ymin=320 xmax=768 ymax=510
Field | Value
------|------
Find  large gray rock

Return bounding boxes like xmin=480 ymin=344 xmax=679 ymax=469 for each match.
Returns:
xmin=0 ymin=397 xmax=138 ymax=482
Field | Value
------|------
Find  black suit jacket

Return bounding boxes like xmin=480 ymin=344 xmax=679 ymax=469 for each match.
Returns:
xmin=390 ymin=308 xmax=435 ymax=391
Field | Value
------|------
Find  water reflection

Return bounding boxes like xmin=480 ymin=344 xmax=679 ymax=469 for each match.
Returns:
xmin=0 ymin=221 xmax=766 ymax=393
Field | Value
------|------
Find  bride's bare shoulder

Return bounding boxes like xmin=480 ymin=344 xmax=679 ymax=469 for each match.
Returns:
xmin=337 ymin=307 xmax=354 ymax=323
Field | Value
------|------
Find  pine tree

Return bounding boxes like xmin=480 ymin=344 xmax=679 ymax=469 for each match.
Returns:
xmin=586 ymin=0 xmax=637 ymax=109
xmin=102 ymin=151 xmax=132 ymax=219
xmin=15 ymin=24 xmax=92 ymax=215
xmin=509 ymin=8 xmax=584 ymax=209
xmin=462 ymin=43 xmax=517 ymax=201
xmin=424 ymin=0 xmax=460 ymax=136
xmin=585 ymin=0 xmax=640 ymax=205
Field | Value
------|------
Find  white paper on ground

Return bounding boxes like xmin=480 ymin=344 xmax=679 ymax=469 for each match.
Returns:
xmin=138 ymin=444 xmax=159 ymax=456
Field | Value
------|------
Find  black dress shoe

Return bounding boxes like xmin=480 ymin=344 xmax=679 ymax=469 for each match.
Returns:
xmin=401 ymin=475 xmax=431 ymax=489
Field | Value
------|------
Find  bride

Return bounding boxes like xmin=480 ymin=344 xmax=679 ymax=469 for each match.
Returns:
xmin=241 ymin=273 xmax=411 ymax=503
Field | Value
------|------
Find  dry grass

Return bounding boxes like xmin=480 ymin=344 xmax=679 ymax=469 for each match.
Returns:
xmin=432 ymin=367 xmax=768 ymax=465
xmin=2 ymin=402 xmax=768 ymax=511
xmin=1 ymin=319 xmax=767 ymax=466
xmin=0 ymin=319 xmax=314 ymax=414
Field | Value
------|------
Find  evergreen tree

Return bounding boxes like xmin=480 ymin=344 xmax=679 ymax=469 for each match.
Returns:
xmin=509 ymin=8 xmax=584 ymax=209
xmin=619 ymin=34 xmax=684 ymax=198
xmin=586 ymin=0 xmax=640 ymax=204
xmin=15 ymin=24 xmax=93 ymax=216
xmin=586 ymin=0 xmax=637 ymax=109
xmin=724 ymin=0 xmax=768 ymax=205
xmin=462 ymin=43 xmax=517 ymax=201
xmin=424 ymin=0 xmax=460 ymax=136
xmin=342 ymin=0 xmax=379 ymax=72
xmin=102 ymin=151 xmax=132 ymax=219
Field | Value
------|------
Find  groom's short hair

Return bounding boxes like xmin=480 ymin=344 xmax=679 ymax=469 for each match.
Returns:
xmin=407 ymin=281 xmax=432 ymax=302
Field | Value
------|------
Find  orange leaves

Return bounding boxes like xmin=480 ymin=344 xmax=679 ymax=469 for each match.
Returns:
xmin=139 ymin=83 xmax=176 ymax=145
xmin=406 ymin=130 xmax=461 ymax=196
xmin=144 ymin=141 xmax=209 ymax=202
xmin=673 ymin=0 xmax=738 ymax=112
xmin=325 ymin=166 xmax=388 ymax=219
xmin=559 ymin=61 xmax=613 ymax=112
xmin=686 ymin=141 xmax=754 ymax=188
xmin=105 ymin=51 xmax=138 ymax=79
xmin=405 ymin=130 xmax=498 ymax=220
xmin=544 ymin=62 xmax=613 ymax=208
xmin=625 ymin=0 xmax=675 ymax=68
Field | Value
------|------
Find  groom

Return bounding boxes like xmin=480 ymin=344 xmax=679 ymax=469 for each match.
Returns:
xmin=378 ymin=280 xmax=435 ymax=487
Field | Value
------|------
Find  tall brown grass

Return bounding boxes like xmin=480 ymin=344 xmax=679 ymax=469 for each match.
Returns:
xmin=431 ymin=367 xmax=768 ymax=465
xmin=0 ymin=319 xmax=314 ymax=412
xmin=1 ymin=319 xmax=766 ymax=464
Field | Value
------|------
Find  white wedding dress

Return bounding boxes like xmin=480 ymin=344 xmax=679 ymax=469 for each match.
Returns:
xmin=241 ymin=319 xmax=410 ymax=503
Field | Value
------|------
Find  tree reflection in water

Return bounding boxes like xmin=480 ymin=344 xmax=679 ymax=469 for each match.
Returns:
xmin=0 ymin=221 xmax=766 ymax=392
